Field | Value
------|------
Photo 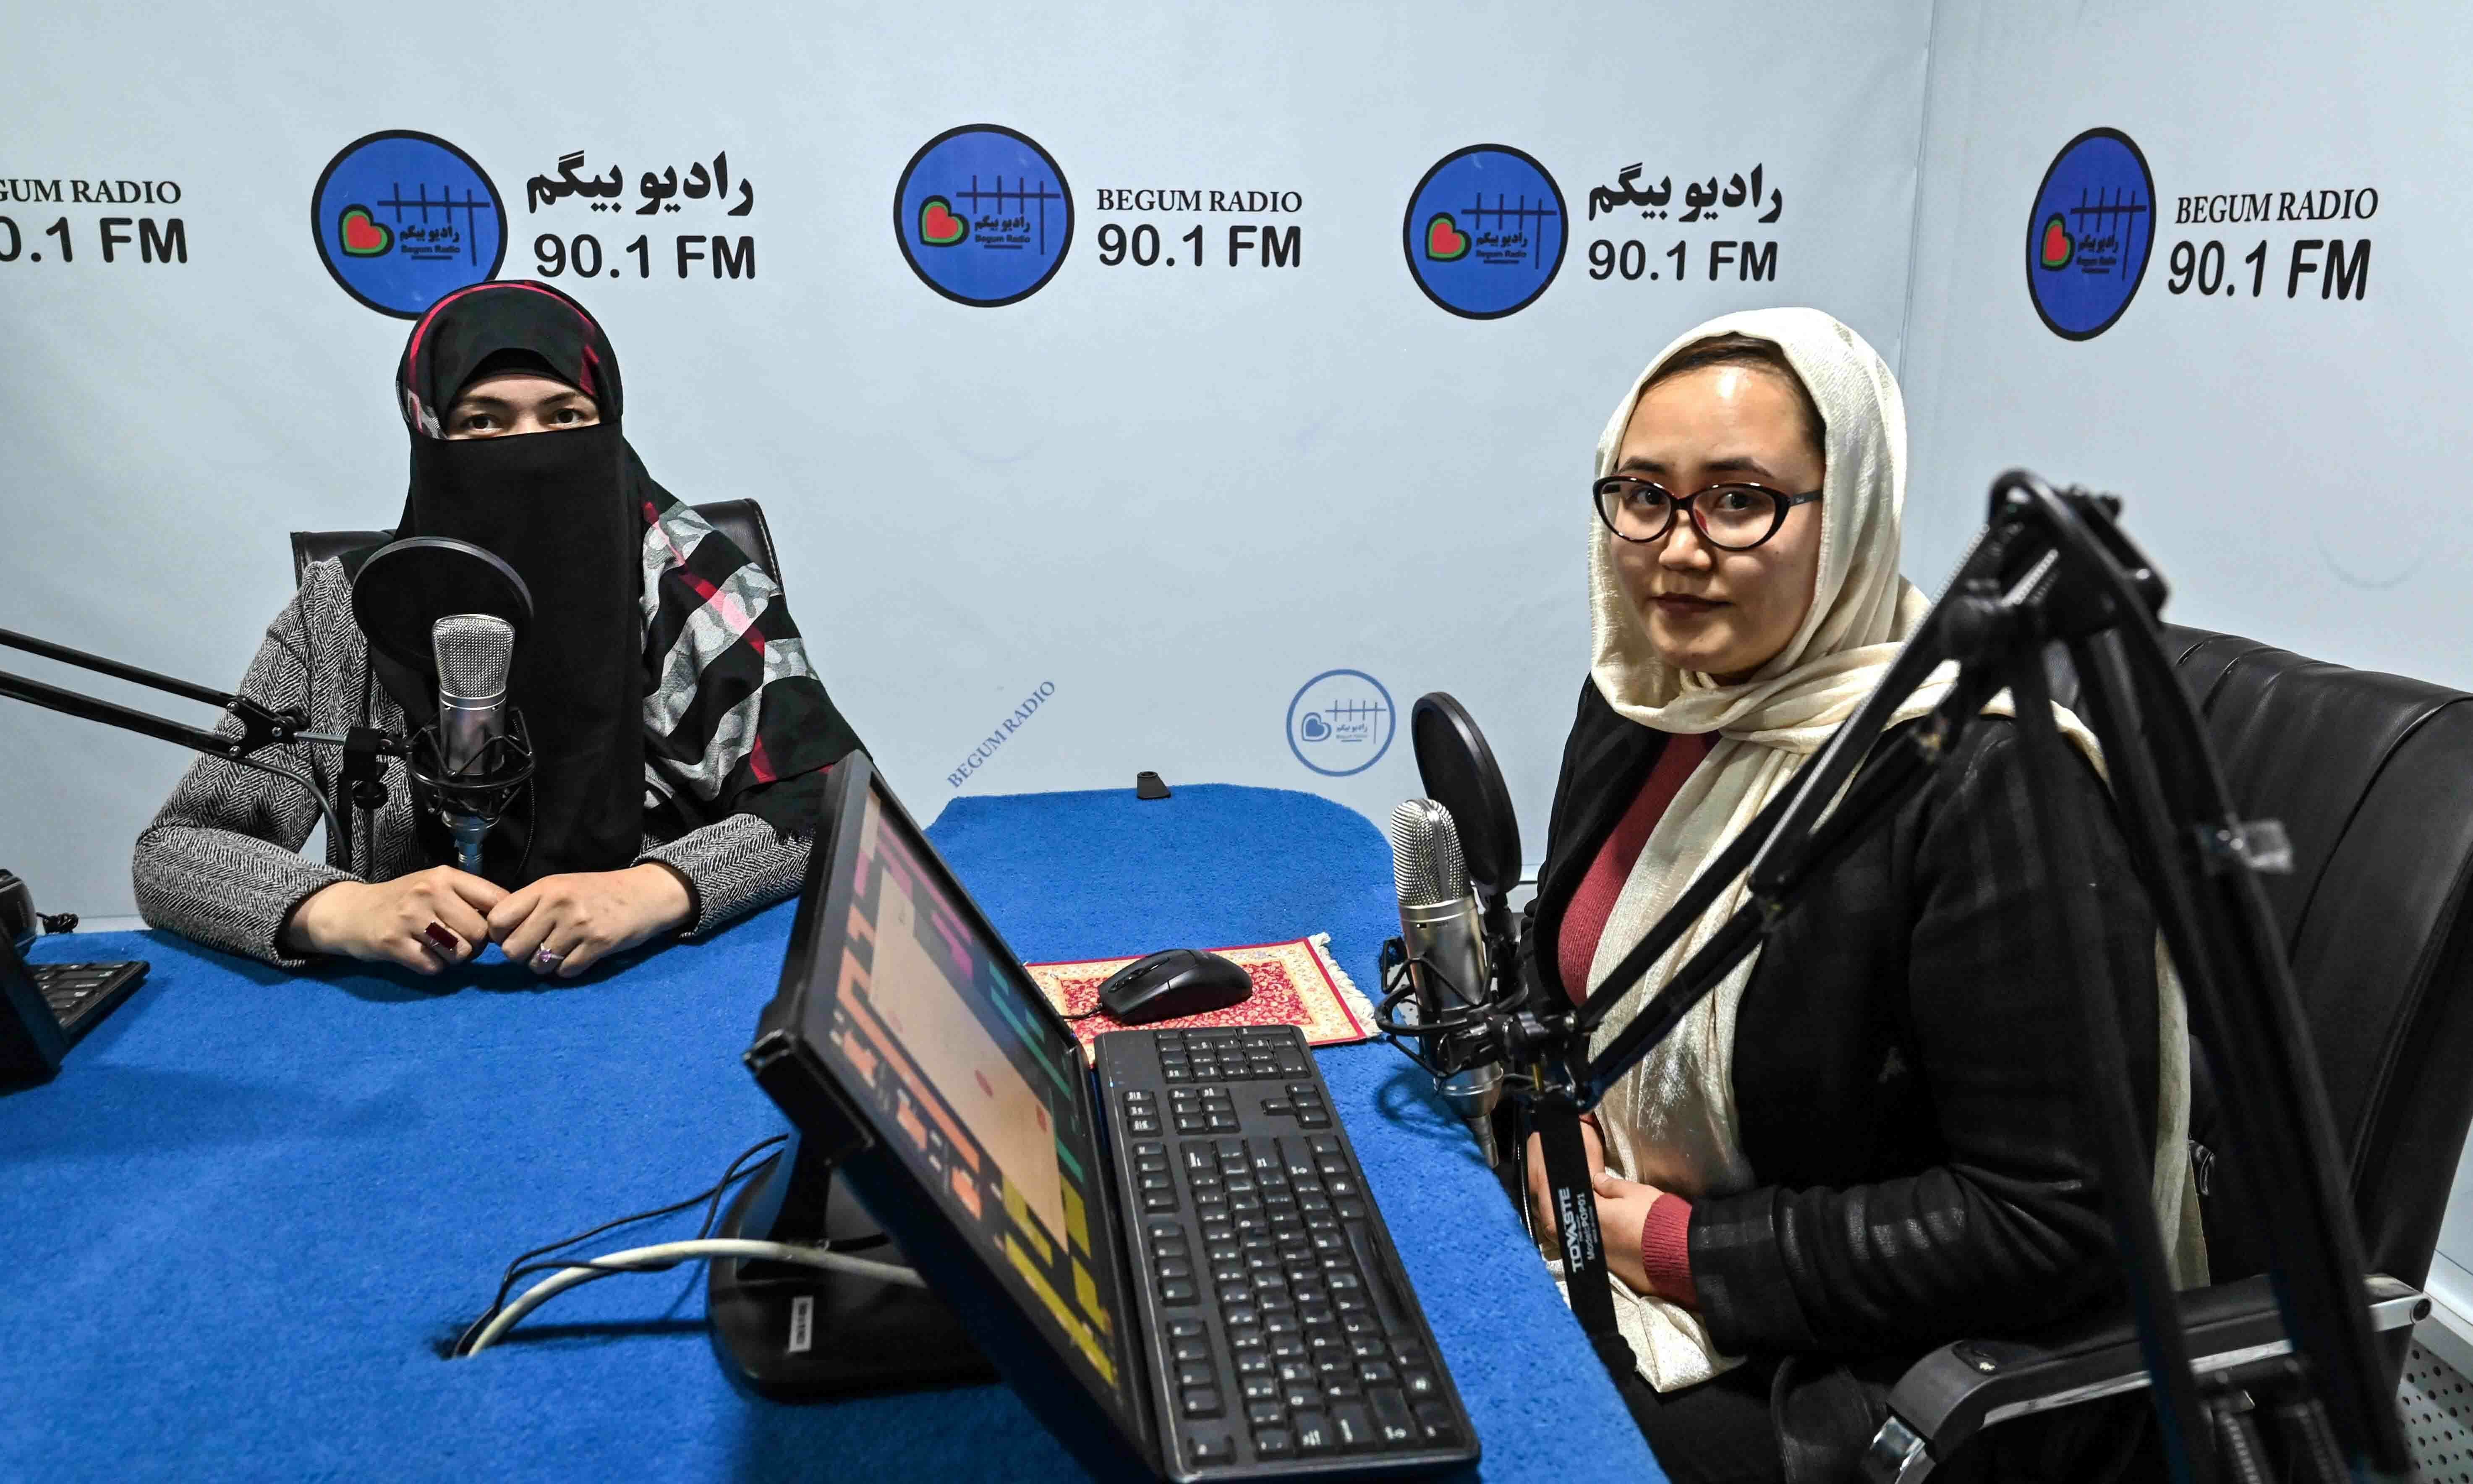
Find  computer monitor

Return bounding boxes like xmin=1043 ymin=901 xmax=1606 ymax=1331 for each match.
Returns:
xmin=710 ymin=753 xmax=1156 ymax=1478
xmin=0 ymin=930 xmax=71 ymax=1086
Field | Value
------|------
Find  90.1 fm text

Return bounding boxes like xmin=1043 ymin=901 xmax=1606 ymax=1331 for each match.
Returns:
xmin=0 ymin=215 xmax=187 ymax=264
xmin=533 ymin=232 xmax=756 ymax=280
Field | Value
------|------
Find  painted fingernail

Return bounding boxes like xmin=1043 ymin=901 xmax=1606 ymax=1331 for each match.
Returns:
xmin=422 ymin=922 xmax=459 ymax=954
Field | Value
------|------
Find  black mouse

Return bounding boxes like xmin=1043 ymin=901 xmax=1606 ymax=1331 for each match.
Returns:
xmin=1096 ymin=949 xmax=1253 ymax=1025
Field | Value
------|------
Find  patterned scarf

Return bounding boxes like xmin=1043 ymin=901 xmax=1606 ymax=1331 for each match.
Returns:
xmin=630 ymin=459 xmax=861 ymax=838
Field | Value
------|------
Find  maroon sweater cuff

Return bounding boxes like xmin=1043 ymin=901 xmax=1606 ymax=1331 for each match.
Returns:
xmin=1641 ymin=1193 xmax=1696 ymax=1309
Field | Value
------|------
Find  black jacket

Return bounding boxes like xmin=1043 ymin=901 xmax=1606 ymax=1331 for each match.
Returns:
xmin=1532 ymin=677 xmax=2165 ymax=1477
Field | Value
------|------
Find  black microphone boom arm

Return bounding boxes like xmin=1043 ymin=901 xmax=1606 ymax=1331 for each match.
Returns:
xmin=0 ymin=624 xmax=392 ymax=761
xmin=0 ymin=625 xmax=405 ymax=846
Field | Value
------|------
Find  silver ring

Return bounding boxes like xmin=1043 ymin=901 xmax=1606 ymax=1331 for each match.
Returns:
xmin=533 ymin=950 xmax=565 ymax=971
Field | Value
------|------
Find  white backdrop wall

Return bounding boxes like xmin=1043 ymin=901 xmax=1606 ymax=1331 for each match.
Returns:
xmin=0 ymin=1 xmax=1934 ymax=917
xmin=1900 ymin=3 xmax=2470 ymax=680
xmin=1895 ymin=0 xmax=2473 ymax=1348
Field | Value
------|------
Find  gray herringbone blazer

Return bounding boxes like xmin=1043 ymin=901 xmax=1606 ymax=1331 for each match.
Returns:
xmin=133 ymin=559 xmax=806 ymax=966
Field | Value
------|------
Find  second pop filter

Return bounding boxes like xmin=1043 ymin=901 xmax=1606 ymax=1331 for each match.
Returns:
xmin=1410 ymin=692 xmax=1521 ymax=907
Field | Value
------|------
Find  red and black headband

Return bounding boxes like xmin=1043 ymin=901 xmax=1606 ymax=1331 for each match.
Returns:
xmin=395 ymin=280 xmax=622 ymax=439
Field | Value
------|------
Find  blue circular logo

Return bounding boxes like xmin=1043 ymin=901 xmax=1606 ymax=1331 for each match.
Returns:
xmin=1403 ymin=145 xmax=1567 ymax=319
xmin=1286 ymin=670 xmax=1397 ymax=777
xmin=310 ymin=131 xmax=507 ymax=319
xmin=895 ymin=125 xmax=1074 ymax=307
xmin=2026 ymin=128 xmax=2157 ymax=341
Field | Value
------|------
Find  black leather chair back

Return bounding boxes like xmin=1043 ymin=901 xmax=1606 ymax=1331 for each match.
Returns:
xmin=289 ymin=528 xmax=393 ymax=578
xmin=290 ymin=498 xmax=786 ymax=594
xmin=2131 ymin=625 xmax=2473 ymax=1289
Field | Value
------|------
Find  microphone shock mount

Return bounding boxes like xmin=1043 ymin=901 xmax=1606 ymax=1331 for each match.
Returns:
xmin=404 ymin=718 xmax=534 ymax=874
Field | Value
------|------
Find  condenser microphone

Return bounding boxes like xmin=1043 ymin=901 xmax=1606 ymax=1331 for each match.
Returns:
xmin=431 ymin=614 xmax=515 ymax=871
xmin=1388 ymin=799 xmax=1505 ymax=1165
xmin=434 ymin=615 xmax=512 ymax=773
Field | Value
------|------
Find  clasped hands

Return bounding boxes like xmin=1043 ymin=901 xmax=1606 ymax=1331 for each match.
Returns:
xmin=282 ymin=863 xmax=692 ymax=980
xmin=1524 ymin=1117 xmax=1686 ymax=1305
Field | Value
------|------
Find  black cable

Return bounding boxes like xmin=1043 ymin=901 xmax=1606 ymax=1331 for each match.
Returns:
xmin=261 ymin=584 xmax=341 ymax=856
xmin=450 ymin=1135 xmax=900 ymax=1357
xmin=482 ymin=1225 xmax=895 ymax=1317
xmin=1373 ymin=945 xmax=1491 ymax=1082
xmin=351 ymin=659 xmax=375 ymax=878
xmin=230 ymin=752 xmax=344 ymax=846
xmin=1060 ymin=1006 xmax=1108 ymax=1022
xmin=453 ymin=1134 xmax=786 ymax=1356
xmin=270 ymin=582 xmax=316 ymax=756
xmin=185 ymin=589 xmax=333 ymax=867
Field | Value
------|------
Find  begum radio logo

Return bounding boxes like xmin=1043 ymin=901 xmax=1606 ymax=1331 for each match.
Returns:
xmin=311 ymin=131 xmax=507 ymax=319
xmin=1402 ymin=144 xmax=1566 ymax=319
xmin=2026 ymin=127 xmax=2155 ymax=340
xmin=894 ymin=125 xmax=1072 ymax=306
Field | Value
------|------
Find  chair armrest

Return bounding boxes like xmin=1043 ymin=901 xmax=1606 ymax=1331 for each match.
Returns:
xmin=1862 ymin=1274 xmax=2426 ymax=1483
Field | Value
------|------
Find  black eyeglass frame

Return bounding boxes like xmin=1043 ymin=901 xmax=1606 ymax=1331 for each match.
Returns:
xmin=1591 ymin=477 xmax=1823 ymax=551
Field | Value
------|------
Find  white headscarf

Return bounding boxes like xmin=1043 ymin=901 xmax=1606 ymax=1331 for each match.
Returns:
xmin=1553 ymin=307 xmax=2204 ymax=1391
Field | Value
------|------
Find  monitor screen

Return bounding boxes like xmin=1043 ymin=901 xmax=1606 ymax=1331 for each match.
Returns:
xmin=795 ymin=772 xmax=1142 ymax=1430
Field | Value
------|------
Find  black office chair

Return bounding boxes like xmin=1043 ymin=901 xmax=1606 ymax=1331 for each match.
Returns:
xmin=1867 ymin=626 xmax=2473 ymax=1479
xmin=287 ymin=498 xmax=787 ymax=593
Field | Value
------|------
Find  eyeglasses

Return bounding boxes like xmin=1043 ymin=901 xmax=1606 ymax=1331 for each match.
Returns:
xmin=1591 ymin=477 xmax=1821 ymax=551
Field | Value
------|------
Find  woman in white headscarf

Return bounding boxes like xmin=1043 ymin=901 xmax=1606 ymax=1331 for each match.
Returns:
xmin=1519 ymin=308 xmax=2202 ymax=1483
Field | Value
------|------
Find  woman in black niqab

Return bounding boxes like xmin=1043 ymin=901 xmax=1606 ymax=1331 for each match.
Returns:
xmin=131 ymin=280 xmax=864 ymax=980
xmin=390 ymin=280 xmax=647 ymax=882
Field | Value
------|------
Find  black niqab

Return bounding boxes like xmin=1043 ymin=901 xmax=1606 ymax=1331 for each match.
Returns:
xmin=386 ymin=282 xmax=643 ymax=884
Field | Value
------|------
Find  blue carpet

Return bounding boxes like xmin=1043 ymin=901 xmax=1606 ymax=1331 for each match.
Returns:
xmin=0 ymin=783 xmax=1660 ymax=1482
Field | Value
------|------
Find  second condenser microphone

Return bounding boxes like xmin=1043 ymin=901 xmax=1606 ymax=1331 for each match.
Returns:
xmin=1388 ymin=799 xmax=1504 ymax=1165
xmin=431 ymin=614 xmax=515 ymax=870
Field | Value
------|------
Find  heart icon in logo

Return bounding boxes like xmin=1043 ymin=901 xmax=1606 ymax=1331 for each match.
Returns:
xmin=338 ymin=206 xmax=393 ymax=257
xmin=919 ymin=196 xmax=968 ymax=247
xmin=1424 ymin=213 xmax=1469 ymax=261
xmin=2038 ymin=213 xmax=2072 ymax=270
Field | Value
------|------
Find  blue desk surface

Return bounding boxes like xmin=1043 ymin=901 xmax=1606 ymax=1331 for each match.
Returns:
xmin=1 ymin=784 xmax=1659 ymax=1482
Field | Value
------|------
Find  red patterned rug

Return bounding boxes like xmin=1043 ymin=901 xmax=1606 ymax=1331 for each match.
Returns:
xmin=1024 ymin=934 xmax=1375 ymax=1049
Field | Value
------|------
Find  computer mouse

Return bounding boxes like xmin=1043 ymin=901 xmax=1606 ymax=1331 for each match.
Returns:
xmin=1096 ymin=949 xmax=1254 ymax=1025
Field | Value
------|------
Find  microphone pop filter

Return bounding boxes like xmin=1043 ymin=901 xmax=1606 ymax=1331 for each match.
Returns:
xmin=350 ymin=538 xmax=533 ymax=682
xmin=1410 ymin=692 xmax=1520 ymax=905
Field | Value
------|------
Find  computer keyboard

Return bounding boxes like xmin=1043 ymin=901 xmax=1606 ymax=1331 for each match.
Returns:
xmin=1096 ymin=1025 xmax=1477 ymax=1476
xmin=34 ymin=961 xmax=146 ymax=1034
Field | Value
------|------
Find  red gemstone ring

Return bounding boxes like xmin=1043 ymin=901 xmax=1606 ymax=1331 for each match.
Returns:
xmin=421 ymin=922 xmax=459 ymax=955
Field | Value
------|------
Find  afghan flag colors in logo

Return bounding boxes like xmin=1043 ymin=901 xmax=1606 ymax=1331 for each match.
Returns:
xmin=1401 ymin=144 xmax=1566 ymax=319
xmin=2023 ymin=127 xmax=2154 ymax=340
xmin=2038 ymin=212 xmax=2072 ymax=270
xmin=337 ymin=205 xmax=394 ymax=257
xmin=919 ymin=196 xmax=968 ymax=246
xmin=311 ymin=130 xmax=507 ymax=319
xmin=893 ymin=125 xmax=1074 ymax=307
